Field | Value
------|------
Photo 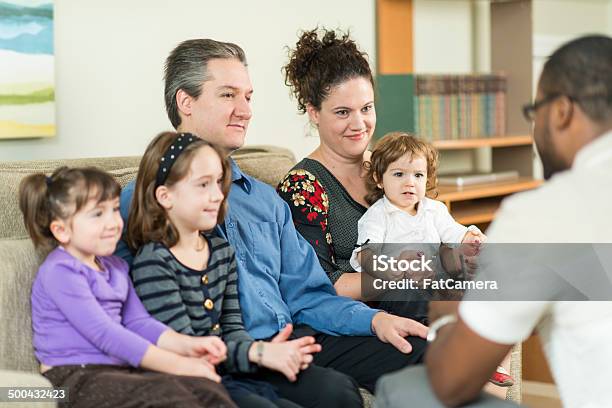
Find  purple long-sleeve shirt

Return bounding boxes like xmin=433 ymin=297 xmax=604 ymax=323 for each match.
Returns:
xmin=31 ymin=247 xmax=168 ymax=367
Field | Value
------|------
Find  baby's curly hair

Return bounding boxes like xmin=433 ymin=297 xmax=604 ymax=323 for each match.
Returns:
xmin=283 ymin=27 xmax=373 ymax=113
xmin=365 ymin=132 xmax=439 ymax=205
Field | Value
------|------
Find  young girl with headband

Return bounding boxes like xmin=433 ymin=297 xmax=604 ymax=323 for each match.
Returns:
xmin=19 ymin=166 xmax=236 ymax=407
xmin=127 ymin=132 xmax=319 ymax=408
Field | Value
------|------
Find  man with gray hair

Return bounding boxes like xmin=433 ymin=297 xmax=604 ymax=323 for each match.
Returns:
xmin=376 ymin=34 xmax=612 ymax=408
xmin=118 ymin=38 xmax=428 ymax=407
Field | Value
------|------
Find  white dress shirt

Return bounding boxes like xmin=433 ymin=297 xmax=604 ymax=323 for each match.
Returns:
xmin=460 ymin=131 xmax=612 ymax=408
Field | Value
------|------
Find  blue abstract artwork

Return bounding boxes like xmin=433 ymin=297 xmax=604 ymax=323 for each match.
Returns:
xmin=0 ymin=0 xmax=54 ymax=138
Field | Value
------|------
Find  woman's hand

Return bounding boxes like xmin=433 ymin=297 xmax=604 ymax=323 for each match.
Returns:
xmin=398 ymin=249 xmax=434 ymax=285
xmin=250 ymin=324 xmax=322 ymax=382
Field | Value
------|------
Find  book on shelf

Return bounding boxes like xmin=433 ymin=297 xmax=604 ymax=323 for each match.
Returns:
xmin=376 ymin=73 xmax=507 ymax=141
xmin=438 ymin=170 xmax=519 ymax=187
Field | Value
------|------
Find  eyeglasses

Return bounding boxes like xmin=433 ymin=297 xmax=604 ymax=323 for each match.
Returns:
xmin=522 ymin=94 xmax=563 ymax=121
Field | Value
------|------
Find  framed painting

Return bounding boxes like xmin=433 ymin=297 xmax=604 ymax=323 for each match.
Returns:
xmin=0 ymin=0 xmax=54 ymax=139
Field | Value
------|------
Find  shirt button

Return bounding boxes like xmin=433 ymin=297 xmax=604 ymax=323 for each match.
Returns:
xmin=212 ymin=323 xmax=220 ymax=331
xmin=201 ymin=274 xmax=209 ymax=285
xmin=204 ymin=299 xmax=214 ymax=310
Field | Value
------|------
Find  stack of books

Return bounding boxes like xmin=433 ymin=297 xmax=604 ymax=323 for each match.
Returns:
xmin=412 ymin=74 xmax=506 ymax=140
xmin=410 ymin=74 xmax=506 ymax=140
xmin=375 ymin=72 xmax=507 ymax=142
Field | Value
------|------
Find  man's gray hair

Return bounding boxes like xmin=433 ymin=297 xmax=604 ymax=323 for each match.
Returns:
xmin=164 ymin=39 xmax=247 ymax=128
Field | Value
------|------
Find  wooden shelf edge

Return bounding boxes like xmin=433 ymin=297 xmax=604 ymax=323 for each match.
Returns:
xmin=449 ymin=199 xmax=501 ymax=224
xmin=438 ymin=178 xmax=543 ymax=202
xmin=455 ymin=212 xmax=496 ymax=225
xmin=433 ymin=135 xmax=533 ymax=150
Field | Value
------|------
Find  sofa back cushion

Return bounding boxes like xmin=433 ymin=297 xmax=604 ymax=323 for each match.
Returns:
xmin=0 ymin=146 xmax=295 ymax=240
xmin=0 ymin=145 xmax=295 ymax=372
xmin=0 ymin=157 xmax=142 ymax=241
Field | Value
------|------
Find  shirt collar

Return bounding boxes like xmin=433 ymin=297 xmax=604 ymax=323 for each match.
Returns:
xmin=382 ymin=195 xmax=426 ymax=216
xmin=573 ymin=130 xmax=612 ymax=170
xmin=229 ymin=158 xmax=252 ymax=193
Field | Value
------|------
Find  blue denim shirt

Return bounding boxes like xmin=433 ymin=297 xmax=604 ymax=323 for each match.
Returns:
xmin=118 ymin=159 xmax=377 ymax=339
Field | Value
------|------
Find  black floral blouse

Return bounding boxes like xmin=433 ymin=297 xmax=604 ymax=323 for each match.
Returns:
xmin=277 ymin=158 xmax=367 ymax=284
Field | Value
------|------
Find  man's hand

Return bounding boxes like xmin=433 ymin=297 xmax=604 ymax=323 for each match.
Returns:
xmin=371 ymin=312 xmax=428 ymax=353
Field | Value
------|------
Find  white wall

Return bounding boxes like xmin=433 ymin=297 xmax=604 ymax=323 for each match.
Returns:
xmin=413 ymin=0 xmax=473 ymax=73
xmin=534 ymin=0 xmax=610 ymax=38
xmin=609 ymin=0 xmax=612 ymax=33
xmin=533 ymin=0 xmax=612 ymax=83
xmin=0 ymin=0 xmax=375 ymax=161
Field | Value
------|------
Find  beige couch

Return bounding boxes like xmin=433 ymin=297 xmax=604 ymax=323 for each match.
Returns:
xmin=0 ymin=146 xmax=521 ymax=405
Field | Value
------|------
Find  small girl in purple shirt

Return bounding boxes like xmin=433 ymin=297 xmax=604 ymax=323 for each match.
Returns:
xmin=19 ymin=166 xmax=236 ymax=408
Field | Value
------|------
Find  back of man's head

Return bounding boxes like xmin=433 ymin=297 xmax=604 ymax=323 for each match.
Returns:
xmin=540 ymin=35 xmax=612 ymax=125
xmin=164 ymin=39 xmax=247 ymax=129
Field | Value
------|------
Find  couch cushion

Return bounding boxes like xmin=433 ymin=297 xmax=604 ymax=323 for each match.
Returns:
xmin=231 ymin=145 xmax=295 ymax=187
xmin=0 ymin=239 xmax=44 ymax=373
xmin=0 ymin=146 xmax=295 ymax=241
xmin=0 ymin=164 xmax=140 ymax=240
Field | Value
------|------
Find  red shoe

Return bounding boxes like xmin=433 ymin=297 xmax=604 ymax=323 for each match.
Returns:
xmin=489 ymin=366 xmax=514 ymax=387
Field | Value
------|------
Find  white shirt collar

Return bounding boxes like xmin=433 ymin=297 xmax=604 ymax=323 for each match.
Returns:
xmin=573 ymin=130 xmax=612 ymax=170
xmin=382 ymin=195 xmax=428 ymax=216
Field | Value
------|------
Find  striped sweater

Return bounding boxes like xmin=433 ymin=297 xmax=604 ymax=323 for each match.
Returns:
xmin=131 ymin=234 xmax=256 ymax=374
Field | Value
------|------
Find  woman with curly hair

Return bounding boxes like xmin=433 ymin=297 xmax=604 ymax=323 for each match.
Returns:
xmin=278 ymin=28 xmax=465 ymax=320
xmin=278 ymin=28 xmax=435 ymax=318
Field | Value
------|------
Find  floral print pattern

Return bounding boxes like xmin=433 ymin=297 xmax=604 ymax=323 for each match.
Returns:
xmin=278 ymin=169 xmax=334 ymax=261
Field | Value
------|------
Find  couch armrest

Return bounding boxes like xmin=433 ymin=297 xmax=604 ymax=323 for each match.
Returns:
xmin=0 ymin=370 xmax=56 ymax=407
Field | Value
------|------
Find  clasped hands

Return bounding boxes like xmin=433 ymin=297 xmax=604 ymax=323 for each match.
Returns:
xmin=177 ymin=323 xmax=320 ymax=383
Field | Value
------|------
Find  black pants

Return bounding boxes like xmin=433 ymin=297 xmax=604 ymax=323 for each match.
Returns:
xmin=278 ymin=325 xmax=427 ymax=394
xmin=232 ymin=393 xmax=302 ymax=408
xmin=239 ymin=364 xmax=363 ymax=408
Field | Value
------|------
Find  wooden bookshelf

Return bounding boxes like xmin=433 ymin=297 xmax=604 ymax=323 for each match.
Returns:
xmin=437 ymin=177 xmax=542 ymax=202
xmin=446 ymin=199 xmax=501 ymax=225
xmin=437 ymin=178 xmax=542 ymax=226
xmin=433 ymin=135 xmax=533 ymax=150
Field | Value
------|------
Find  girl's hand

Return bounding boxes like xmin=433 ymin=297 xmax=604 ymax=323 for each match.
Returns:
xmin=253 ymin=324 xmax=322 ymax=382
xmin=174 ymin=355 xmax=222 ymax=383
xmin=186 ymin=336 xmax=227 ymax=365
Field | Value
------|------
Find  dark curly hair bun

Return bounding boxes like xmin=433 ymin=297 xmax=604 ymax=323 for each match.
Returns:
xmin=283 ymin=27 xmax=373 ymax=113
